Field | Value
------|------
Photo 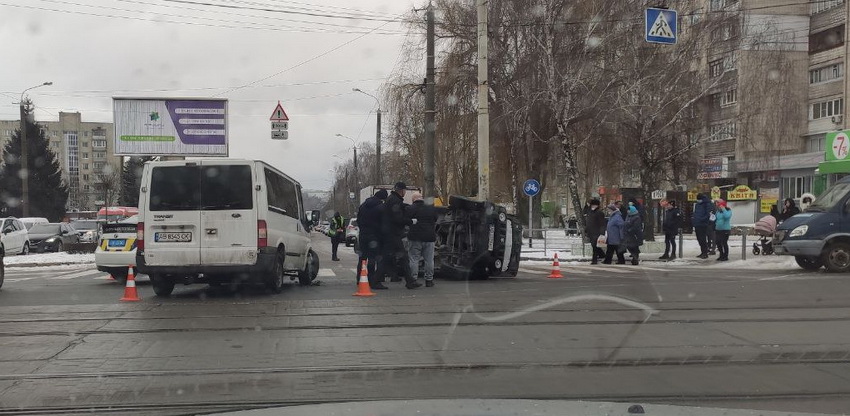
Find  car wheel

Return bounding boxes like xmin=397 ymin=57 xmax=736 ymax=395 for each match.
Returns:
xmin=795 ymin=256 xmax=823 ymax=271
xmin=55 ymin=242 xmax=63 ymax=253
xmin=265 ymin=252 xmax=285 ymax=294
xmin=822 ymin=242 xmax=850 ymax=273
xmin=150 ymin=275 xmax=175 ymax=297
xmin=298 ymin=250 xmax=318 ymax=286
xmin=21 ymin=242 xmax=29 ymax=256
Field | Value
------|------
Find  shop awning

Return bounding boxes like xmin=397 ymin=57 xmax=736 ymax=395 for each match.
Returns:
xmin=818 ymin=160 xmax=850 ymax=174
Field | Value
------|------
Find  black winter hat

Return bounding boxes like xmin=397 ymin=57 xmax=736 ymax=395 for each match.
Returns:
xmin=375 ymin=189 xmax=389 ymax=200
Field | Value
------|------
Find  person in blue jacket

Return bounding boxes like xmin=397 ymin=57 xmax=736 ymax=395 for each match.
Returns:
xmin=692 ymin=193 xmax=712 ymax=259
xmin=713 ymin=199 xmax=733 ymax=261
xmin=603 ymin=204 xmax=626 ymax=264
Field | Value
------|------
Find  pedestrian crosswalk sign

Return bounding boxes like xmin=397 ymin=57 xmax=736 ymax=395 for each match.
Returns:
xmin=645 ymin=8 xmax=677 ymax=45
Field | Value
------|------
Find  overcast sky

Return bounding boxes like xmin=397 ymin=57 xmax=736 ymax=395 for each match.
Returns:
xmin=0 ymin=0 xmax=421 ymax=190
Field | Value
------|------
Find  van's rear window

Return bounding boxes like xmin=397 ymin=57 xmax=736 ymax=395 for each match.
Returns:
xmin=149 ymin=165 xmax=253 ymax=212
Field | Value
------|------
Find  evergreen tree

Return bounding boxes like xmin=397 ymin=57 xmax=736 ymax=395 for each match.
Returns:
xmin=0 ymin=102 xmax=68 ymax=221
xmin=119 ymin=156 xmax=153 ymax=207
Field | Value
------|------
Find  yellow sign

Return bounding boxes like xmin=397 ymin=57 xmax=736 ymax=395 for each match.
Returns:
xmin=761 ymin=199 xmax=778 ymax=213
xmin=727 ymin=185 xmax=758 ymax=201
xmin=687 ymin=191 xmax=698 ymax=202
xmin=711 ymin=186 xmax=721 ymax=201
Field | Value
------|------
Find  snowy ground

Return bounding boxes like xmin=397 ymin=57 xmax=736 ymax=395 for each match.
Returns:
xmin=3 ymin=252 xmax=95 ymax=267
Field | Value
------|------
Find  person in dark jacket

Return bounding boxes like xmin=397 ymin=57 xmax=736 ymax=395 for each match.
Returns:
xmin=660 ymin=200 xmax=682 ymax=260
xmin=603 ymin=204 xmax=626 ymax=264
xmin=584 ymin=198 xmax=606 ymax=264
xmin=621 ymin=205 xmax=644 ymax=265
xmin=778 ymin=198 xmax=801 ymax=222
xmin=329 ymin=212 xmax=345 ymax=261
xmin=692 ymin=193 xmax=712 ymax=259
xmin=406 ymin=192 xmax=438 ymax=287
xmin=356 ymin=189 xmax=388 ymax=289
xmin=377 ymin=182 xmax=421 ymax=289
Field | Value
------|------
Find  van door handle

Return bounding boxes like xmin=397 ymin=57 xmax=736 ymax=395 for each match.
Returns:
xmin=232 ymin=213 xmax=241 ymax=218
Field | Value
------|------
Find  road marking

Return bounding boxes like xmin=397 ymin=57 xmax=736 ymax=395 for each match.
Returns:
xmin=4 ymin=277 xmax=38 ymax=283
xmin=50 ymin=269 xmax=100 ymax=280
xmin=317 ymin=268 xmax=336 ymax=277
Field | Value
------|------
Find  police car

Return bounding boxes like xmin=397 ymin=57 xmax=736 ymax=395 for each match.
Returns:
xmin=94 ymin=215 xmax=139 ymax=283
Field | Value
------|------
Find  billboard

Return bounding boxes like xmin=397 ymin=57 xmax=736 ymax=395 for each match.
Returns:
xmin=696 ymin=157 xmax=728 ymax=180
xmin=113 ymin=98 xmax=228 ymax=156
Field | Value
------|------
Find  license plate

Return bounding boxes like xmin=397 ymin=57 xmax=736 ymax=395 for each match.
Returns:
xmin=155 ymin=232 xmax=192 ymax=243
xmin=108 ymin=239 xmax=126 ymax=248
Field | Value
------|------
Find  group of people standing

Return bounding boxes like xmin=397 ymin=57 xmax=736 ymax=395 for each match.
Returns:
xmin=335 ymin=182 xmax=437 ymax=291
xmin=692 ymin=194 xmax=733 ymax=261
xmin=584 ymin=199 xmax=646 ymax=265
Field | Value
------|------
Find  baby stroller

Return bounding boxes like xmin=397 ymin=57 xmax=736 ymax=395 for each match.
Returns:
xmin=752 ymin=215 xmax=777 ymax=255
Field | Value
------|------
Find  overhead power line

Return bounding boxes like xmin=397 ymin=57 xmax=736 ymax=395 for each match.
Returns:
xmin=159 ymin=0 xmax=402 ymax=22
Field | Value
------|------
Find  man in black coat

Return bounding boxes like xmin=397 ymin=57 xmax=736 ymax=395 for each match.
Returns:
xmin=660 ymin=200 xmax=682 ymax=261
xmin=356 ymin=189 xmax=388 ymax=289
xmin=377 ymin=182 xmax=422 ymax=289
xmin=584 ymin=198 xmax=606 ymax=264
xmin=406 ymin=192 xmax=438 ymax=287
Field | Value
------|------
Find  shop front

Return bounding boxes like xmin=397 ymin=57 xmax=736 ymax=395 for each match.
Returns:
xmin=816 ymin=130 xmax=850 ymax=194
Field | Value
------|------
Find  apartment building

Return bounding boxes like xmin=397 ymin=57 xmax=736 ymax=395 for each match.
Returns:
xmin=0 ymin=112 xmax=122 ymax=211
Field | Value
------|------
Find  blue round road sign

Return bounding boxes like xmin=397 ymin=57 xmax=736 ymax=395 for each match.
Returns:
xmin=523 ymin=179 xmax=541 ymax=197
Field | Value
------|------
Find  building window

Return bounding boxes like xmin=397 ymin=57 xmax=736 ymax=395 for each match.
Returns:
xmin=82 ymin=153 xmax=89 ymax=159
xmin=709 ymin=121 xmax=737 ymax=141
xmin=82 ymin=141 xmax=89 ymax=148
xmin=722 ymin=88 xmax=737 ymax=106
xmin=808 ymin=135 xmax=826 ymax=153
xmin=83 ymin=174 xmax=89 ymax=181
xmin=709 ymin=59 xmax=723 ymax=77
xmin=84 ymin=185 xmax=90 ymax=191
xmin=812 ymin=0 xmax=844 ymax=14
xmin=82 ymin=163 xmax=89 ymax=170
xmin=782 ymin=176 xmax=814 ymax=200
xmin=94 ymin=162 xmax=105 ymax=171
xmin=810 ymin=25 xmax=845 ymax=54
xmin=92 ymin=140 xmax=107 ymax=149
xmin=810 ymin=63 xmax=844 ymax=84
xmin=811 ymin=98 xmax=844 ymax=119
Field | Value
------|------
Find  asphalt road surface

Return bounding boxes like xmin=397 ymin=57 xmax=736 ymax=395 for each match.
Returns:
xmin=1 ymin=234 xmax=850 ymax=415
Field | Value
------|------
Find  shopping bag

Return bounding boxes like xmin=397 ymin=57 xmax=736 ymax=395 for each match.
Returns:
xmin=596 ymin=234 xmax=607 ymax=248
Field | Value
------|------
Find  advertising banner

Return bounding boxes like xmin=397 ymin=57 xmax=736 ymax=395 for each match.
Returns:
xmin=113 ymin=98 xmax=228 ymax=156
xmin=727 ymin=185 xmax=758 ymax=201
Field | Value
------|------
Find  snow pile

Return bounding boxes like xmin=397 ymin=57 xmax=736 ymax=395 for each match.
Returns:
xmin=3 ymin=252 xmax=95 ymax=266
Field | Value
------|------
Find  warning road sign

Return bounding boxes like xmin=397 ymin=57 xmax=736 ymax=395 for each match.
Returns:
xmin=270 ymin=101 xmax=289 ymax=121
xmin=645 ymin=8 xmax=677 ymax=45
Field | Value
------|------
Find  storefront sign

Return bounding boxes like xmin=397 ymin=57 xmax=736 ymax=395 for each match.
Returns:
xmin=711 ymin=186 xmax=721 ymax=201
xmin=697 ymin=157 xmax=728 ymax=179
xmin=760 ymin=187 xmax=779 ymax=213
xmin=727 ymin=185 xmax=758 ymax=201
xmin=826 ymin=130 xmax=850 ymax=161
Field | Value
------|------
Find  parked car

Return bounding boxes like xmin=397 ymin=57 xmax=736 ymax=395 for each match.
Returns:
xmin=95 ymin=215 xmax=139 ymax=283
xmin=136 ymin=159 xmax=319 ymax=296
xmin=345 ymin=218 xmax=359 ymax=247
xmin=28 ymin=223 xmax=80 ymax=253
xmin=775 ymin=176 xmax=850 ymax=272
xmin=19 ymin=217 xmax=49 ymax=230
xmin=0 ymin=217 xmax=30 ymax=255
xmin=71 ymin=220 xmax=102 ymax=243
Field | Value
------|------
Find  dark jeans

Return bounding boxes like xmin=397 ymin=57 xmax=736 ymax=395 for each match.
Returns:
xmin=356 ymin=236 xmax=381 ymax=286
xmin=707 ymin=228 xmax=716 ymax=253
xmin=664 ymin=232 xmax=677 ymax=257
xmin=604 ymin=244 xmax=625 ymax=264
xmin=716 ymin=230 xmax=730 ymax=259
xmin=331 ymin=235 xmax=342 ymax=259
xmin=377 ymin=239 xmax=415 ymax=285
xmin=694 ymin=226 xmax=708 ymax=255
xmin=589 ymin=238 xmax=605 ymax=263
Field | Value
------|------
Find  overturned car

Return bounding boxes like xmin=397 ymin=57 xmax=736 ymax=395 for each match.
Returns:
xmin=434 ymin=196 xmax=522 ymax=280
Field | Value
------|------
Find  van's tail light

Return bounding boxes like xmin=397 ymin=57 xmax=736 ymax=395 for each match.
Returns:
xmin=258 ymin=220 xmax=268 ymax=247
xmin=136 ymin=222 xmax=145 ymax=251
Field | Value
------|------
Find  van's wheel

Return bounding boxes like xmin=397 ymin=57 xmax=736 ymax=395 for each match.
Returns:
xmin=265 ymin=252 xmax=285 ymax=293
xmin=298 ymin=250 xmax=318 ymax=286
xmin=822 ymin=242 xmax=850 ymax=273
xmin=150 ymin=274 xmax=175 ymax=297
xmin=795 ymin=256 xmax=823 ymax=271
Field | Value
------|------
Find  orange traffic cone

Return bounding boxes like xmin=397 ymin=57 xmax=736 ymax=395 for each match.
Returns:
xmin=120 ymin=265 xmax=142 ymax=302
xmin=548 ymin=253 xmax=564 ymax=279
xmin=353 ymin=260 xmax=375 ymax=297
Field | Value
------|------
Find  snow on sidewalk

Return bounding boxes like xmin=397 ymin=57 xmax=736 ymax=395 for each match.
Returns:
xmin=3 ymin=252 xmax=95 ymax=267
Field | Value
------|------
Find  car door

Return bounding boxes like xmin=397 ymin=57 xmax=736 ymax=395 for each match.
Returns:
xmin=1 ymin=220 xmax=19 ymax=254
xmin=199 ymin=161 xmax=258 ymax=265
xmin=12 ymin=220 xmax=27 ymax=253
xmin=144 ymin=163 xmax=203 ymax=266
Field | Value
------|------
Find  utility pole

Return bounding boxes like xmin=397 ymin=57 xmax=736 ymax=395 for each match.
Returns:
xmin=424 ymin=2 xmax=436 ymax=202
xmin=19 ymin=100 xmax=29 ymax=217
xmin=375 ymin=108 xmax=382 ymax=184
xmin=477 ymin=0 xmax=490 ymax=201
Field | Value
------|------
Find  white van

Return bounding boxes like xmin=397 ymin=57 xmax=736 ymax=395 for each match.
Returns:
xmin=136 ymin=159 xmax=318 ymax=296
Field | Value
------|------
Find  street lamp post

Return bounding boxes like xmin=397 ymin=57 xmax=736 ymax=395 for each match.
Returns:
xmin=19 ymin=81 xmax=53 ymax=217
xmin=335 ymin=134 xmax=359 ymax=216
xmin=353 ymin=88 xmax=381 ymax=184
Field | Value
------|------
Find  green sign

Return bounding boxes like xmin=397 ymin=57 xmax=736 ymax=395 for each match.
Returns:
xmin=120 ymin=135 xmax=175 ymax=142
xmin=825 ymin=130 xmax=850 ymax=161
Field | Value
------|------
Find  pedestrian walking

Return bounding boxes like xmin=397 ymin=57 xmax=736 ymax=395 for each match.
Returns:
xmin=406 ymin=192 xmax=438 ymax=287
xmin=778 ymin=198 xmax=801 ymax=223
xmin=603 ymin=204 xmax=626 ymax=264
xmin=622 ymin=205 xmax=644 ymax=265
xmin=356 ymin=189 xmax=388 ymax=289
xmin=692 ymin=194 xmax=712 ymax=259
xmin=376 ymin=182 xmax=421 ymax=289
xmin=329 ymin=212 xmax=345 ymax=261
xmin=584 ymin=198 xmax=606 ymax=264
xmin=714 ymin=199 xmax=733 ymax=261
xmin=659 ymin=200 xmax=682 ymax=261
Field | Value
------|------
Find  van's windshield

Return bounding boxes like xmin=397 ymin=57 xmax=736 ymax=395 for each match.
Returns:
xmin=806 ymin=182 xmax=850 ymax=212
xmin=150 ymin=165 xmax=253 ymax=211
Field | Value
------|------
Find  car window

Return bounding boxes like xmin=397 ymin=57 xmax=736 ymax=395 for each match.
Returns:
xmin=149 ymin=166 xmax=202 ymax=211
xmin=265 ymin=168 xmax=299 ymax=219
xmin=808 ymin=182 xmax=850 ymax=211
xmin=14 ymin=220 xmax=25 ymax=231
xmin=30 ymin=224 xmax=60 ymax=234
xmin=200 ymin=165 xmax=253 ymax=210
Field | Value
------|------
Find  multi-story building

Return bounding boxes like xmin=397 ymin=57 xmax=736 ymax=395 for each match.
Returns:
xmin=0 ymin=112 xmax=122 ymax=211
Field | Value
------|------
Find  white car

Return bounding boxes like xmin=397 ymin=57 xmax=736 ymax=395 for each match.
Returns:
xmin=71 ymin=220 xmax=102 ymax=243
xmin=345 ymin=218 xmax=359 ymax=247
xmin=0 ymin=217 xmax=30 ymax=256
xmin=19 ymin=217 xmax=49 ymax=230
xmin=136 ymin=159 xmax=319 ymax=296
xmin=95 ymin=215 xmax=139 ymax=283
